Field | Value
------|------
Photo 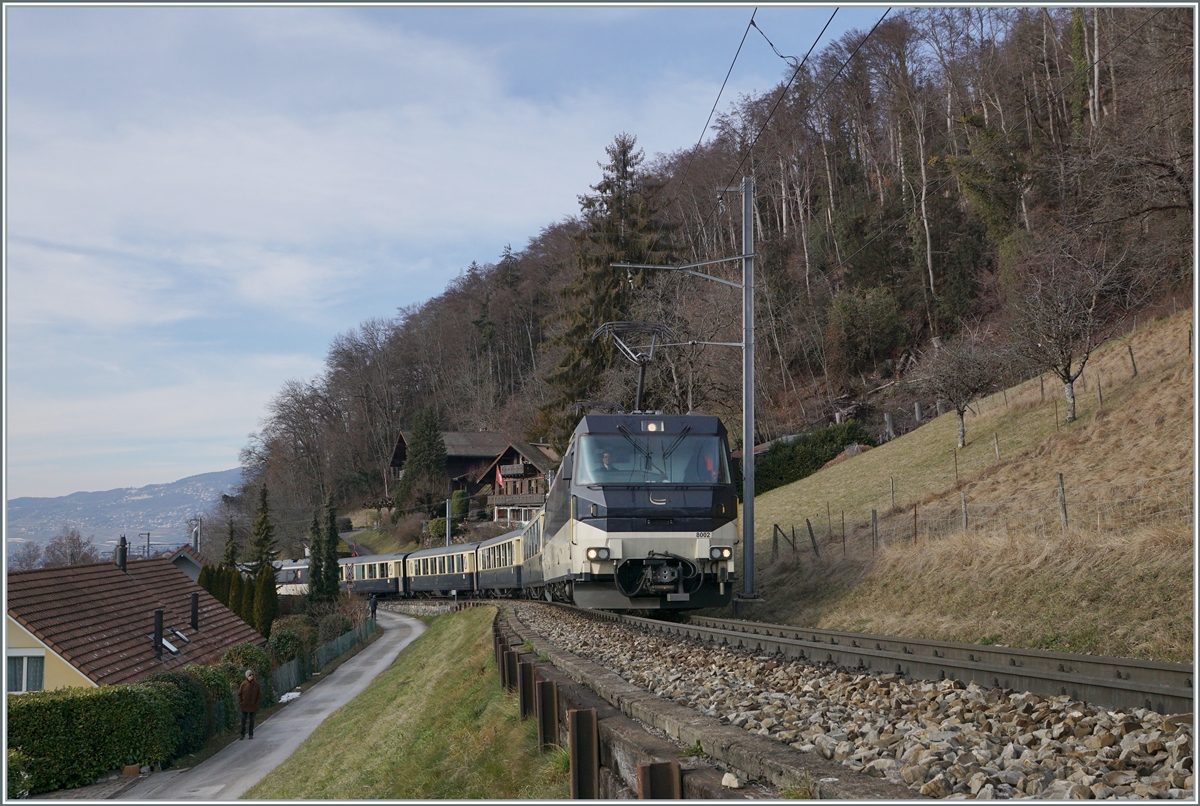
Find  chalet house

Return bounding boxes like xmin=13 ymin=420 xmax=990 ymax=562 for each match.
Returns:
xmin=389 ymin=431 xmax=512 ymax=498
xmin=6 ymin=556 xmax=264 ymax=692
xmin=477 ymin=439 xmax=559 ymax=524
xmin=389 ymin=431 xmax=559 ymax=520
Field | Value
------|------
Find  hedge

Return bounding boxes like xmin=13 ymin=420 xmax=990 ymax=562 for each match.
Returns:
xmin=222 ymin=642 xmax=275 ymax=707
xmin=181 ymin=663 xmax=237 ymax=735
xmin=143 ymin=671 xmax=209 ymax=757
xmin=7 ymin=684 xmax=174 ymax=794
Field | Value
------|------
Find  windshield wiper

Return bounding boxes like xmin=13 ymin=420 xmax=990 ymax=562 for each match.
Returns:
xmin=616 ymin=425 xmax=652 ymax=466
xmin=661 ymin=425 xmax=692 ymax=461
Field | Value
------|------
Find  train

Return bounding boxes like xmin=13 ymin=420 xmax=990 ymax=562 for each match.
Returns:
xmin=276 ymin=412 xmax=739 ymax=611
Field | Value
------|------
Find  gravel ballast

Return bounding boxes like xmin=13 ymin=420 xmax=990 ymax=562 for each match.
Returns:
xmin=515 ymin=603 xmax=1193 ymax=800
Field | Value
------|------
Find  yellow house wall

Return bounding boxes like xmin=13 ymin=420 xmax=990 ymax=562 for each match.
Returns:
xmin=6 ymin=616 xmax=96 ymax=690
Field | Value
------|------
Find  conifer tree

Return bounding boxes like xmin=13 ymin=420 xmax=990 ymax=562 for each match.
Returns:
xmin=222 ymin=518 xmax=239 ymax=568
xmin=541 ymin=133 xmax=676 ymax=444
xmin=306 ymin=509 xmax=327 ymax=604
xmin=396 ymin=406 xmax=447 ymax=512
xmin=228 ymin=571 xmax=243 ymax=619
xmin=239 ymin=573 xmax=257 ymax=625
xmin=253 ymin=566 xmax=279 ymax=639
xmin=248 ymin=486 xmax=279 ymax=579
xmin=213 ymin=565 xmax=230 ymax=605
xmin=197 ymin=564 xmax=213 ymax=595
xmin=319 ymin=499 xmax=342 ymax=600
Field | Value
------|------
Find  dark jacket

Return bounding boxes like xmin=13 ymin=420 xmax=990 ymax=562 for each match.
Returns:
xmin=238 ymin=677 xmax=262 ymax=713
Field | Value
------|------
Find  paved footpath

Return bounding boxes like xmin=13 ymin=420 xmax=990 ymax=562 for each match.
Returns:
xmin=116 ymin=610 xmax=425 ymax=801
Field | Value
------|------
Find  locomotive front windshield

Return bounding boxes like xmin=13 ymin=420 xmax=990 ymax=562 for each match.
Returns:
xmin=575 ymin=434 xmax=730 ymax=485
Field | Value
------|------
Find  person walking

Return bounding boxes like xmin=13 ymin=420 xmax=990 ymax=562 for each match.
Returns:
xmin=238 ymin=669 xmax=262 ymax=740
xmin=369 ymin=594 xmax=378 ymax=620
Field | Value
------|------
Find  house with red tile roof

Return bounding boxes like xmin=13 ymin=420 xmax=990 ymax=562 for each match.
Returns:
xmin=6 ymin=556 xmax=264 ymax=692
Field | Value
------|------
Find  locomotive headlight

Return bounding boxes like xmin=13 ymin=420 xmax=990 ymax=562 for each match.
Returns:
xmin=709 ymin=546 xmax=733 ymax=560
xmin=585 ymin=547 xmax=611 ymax=561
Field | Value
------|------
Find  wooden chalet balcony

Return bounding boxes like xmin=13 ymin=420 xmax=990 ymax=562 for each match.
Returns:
xmin=487 ymin=493 xmax=547 ymax=506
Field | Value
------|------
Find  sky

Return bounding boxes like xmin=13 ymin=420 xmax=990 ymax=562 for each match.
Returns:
xmin=5 ymin=4 xmax=893 ymax=500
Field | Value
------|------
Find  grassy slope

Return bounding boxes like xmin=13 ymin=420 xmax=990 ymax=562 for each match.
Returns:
xmin=244 ymin=607 xmax=569 ymax=799
xmin=745 ymin=309 xmax=1194 ymax=663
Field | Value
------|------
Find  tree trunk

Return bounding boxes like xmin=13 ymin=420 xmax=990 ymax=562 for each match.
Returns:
xmin=957 ymin=410 xmax=966 ymax=448
xmin=1064 ymin=379 xmax=1077 ymax=423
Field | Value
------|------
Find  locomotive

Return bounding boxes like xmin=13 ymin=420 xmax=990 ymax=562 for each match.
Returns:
xmin=282 ymin=413 xmax=738 ymax=612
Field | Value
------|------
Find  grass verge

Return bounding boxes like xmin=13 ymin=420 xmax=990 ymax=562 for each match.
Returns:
xmin=243 ymin=607 xmax=569 ymax=799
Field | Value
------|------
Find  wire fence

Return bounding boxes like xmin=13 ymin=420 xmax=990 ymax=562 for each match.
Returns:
xmin=271 ymin=617 xmax=378 ymax=695
xmin=772 ymin=470 xmax=1194 ymax=559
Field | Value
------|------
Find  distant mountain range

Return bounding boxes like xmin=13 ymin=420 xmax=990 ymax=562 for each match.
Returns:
xmin=6 ymin=468 xmax=244 ymax=552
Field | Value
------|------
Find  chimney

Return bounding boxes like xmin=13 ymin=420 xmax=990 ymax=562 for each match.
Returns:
xmin=117 ymin=534 xmax=128 ymax=572
xmin=190 ymin=593 xmax=199 ymax=631
xmin=153 ymin=609 xmax=164 ymax=660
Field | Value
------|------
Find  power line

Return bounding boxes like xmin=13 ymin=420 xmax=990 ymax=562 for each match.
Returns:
xmin=691 ymin=8 xmax=891 ymax=259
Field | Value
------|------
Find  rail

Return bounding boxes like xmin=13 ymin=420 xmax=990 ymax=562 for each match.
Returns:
xmin=562 ymin=606 xmax=1193 ymax=716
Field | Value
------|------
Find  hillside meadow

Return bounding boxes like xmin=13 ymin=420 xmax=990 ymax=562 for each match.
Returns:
xmin=741 ymin=309 xmax=1194 ymax=663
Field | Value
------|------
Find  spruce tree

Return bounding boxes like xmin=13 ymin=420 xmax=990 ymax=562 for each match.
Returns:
xmin=248 ymin=486 xmax=279 ymax=580
xmin=253 ymin=567 xmax=279 ymax=639
xmin=540 ymin=133 xmax=676 ymax=444
xmin=397 ymin=406 xmax=446 ymax=511
xmin=306 ymin=509 xmax=327 ymax=604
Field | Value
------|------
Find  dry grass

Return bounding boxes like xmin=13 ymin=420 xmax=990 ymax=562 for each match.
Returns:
xmin=743 ymin=309 xmax=1194 ymax=663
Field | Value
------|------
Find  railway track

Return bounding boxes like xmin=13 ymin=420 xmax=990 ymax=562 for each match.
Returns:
xmin=570 ymin=607 xmax=1193 ymax=716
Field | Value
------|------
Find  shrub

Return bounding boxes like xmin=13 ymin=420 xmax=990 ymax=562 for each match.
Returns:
xmin=754 ymin=422 xmax=877 ymax=495
xmin=267 ymin=629 xmax=304 ymax=666
xmin=7 ymin=685 xmax=174 ymax=794
xmin=317 ymin=613 xmax=352 ymax=644
xmin=222 ymin=643 xmax=275 ymax=707
xmin=272 ymin=614 xmax=317 ymax=654
xmin=181 ymin=663 xmax=237 ymax=734
xmin=143 ymin=670 xmax=208 ymax=758
xmin=8 ymin=747 xmax=31 ymax=800
xmin=336 ymin=516 xmax=353 ymax=533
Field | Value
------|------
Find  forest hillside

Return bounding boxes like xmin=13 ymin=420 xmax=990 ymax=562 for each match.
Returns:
xmin=204 ymin=8 xmax=1192 ymax=560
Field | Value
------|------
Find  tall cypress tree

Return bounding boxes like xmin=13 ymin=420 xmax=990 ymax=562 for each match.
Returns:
xmin=320 ymin=499 xmax=341 ymax=600
xmin=222 ymin=518 xmax=239 ymax=568
xmin=253 ymin=566 xmax=279 ymax=639
xmin=197 ymin=564 xmax=213 ymax=595
xmin=540 ymin=133 xmax=676 ymax=445
xmin=248 ymin=486 xmax=279 ymax=580
xmin=306 ymin=509 xmax=328 ymax=604
xmin=228 ymin=571 xmax=243 ymax=619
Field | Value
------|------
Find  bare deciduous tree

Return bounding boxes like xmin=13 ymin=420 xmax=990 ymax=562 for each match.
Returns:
xmin=1008 ymin=231 xmax=1131 ymax=423
xmin=912 ymin=329 xmax=1004 ymax=447
xmin=9 ymin=541 xmax=42 ymax=571
xmin=41 ymin=525 xmax=101 ymax=567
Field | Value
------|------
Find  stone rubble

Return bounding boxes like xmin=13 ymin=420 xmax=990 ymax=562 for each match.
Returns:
xmin=514 ymin=603 xmax=1194 ymax=800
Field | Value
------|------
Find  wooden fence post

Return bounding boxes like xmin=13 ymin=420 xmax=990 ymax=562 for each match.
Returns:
xmin=960 ymin=491 xmax=968 ymax=533
xmin=889 ymin=477 xmax=896 ymax=510
xmin=871 ymin=510 xmax=878 ymax=554
xmin=841 ymin=511 xmax=846 ymax=557
xmin=1058 ymin=473 xmax=1069 ymax=533
xmin=993 ymin=433 xmax=1000 ymax=460
xmin=1127 ymin=344 xmax=1138 ymax=378
xmin=806 ymin=519 xmax=820 ymax=557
